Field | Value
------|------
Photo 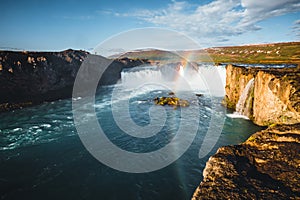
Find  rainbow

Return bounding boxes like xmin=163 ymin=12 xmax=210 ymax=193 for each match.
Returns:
xmin=171 ymin=54 xmax=192 ymax=92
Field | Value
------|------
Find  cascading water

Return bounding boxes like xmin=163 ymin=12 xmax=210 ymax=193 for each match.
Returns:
xmin=120 ymin=64 xmax=226 ymax=96
xmin=121 ymin=66 xmax=164 ymax=89
xmin=228 ymin=78 xmax=255 ymax=119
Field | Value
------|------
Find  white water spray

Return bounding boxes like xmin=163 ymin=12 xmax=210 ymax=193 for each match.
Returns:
xmin=227 ymin=78 xmax=254 ymax=119
xmin=120 ymin=64 xmax=226 ymax=96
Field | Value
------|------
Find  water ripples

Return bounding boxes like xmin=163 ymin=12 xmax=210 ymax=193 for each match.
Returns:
xmin=0 ymin=100 xmax=76 ymax=150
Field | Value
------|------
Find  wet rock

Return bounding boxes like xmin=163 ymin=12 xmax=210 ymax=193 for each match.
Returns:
xmin=154 ymin=96 xmax=189 ymax=107
xmin=192 ymin=123 xmax=300 ymax=200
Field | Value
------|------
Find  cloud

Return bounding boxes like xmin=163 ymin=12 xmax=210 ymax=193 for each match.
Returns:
xmin=241 ymin=0 xmax=300 ymax=13
xmin=240 ymin=0 xmax=300 ymax=25
xmin=294 ymin=19 xmax=300 ymax=25
xmin=292 ymin=19 xmax=300 ymax=37
xmin=116 ymin=0 xmax=300 ymax=45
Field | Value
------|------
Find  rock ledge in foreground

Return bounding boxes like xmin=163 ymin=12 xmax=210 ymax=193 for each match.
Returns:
xmin=192 ymin=123 xmax=300 ymax=200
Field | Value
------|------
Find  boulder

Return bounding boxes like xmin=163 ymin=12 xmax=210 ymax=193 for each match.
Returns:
xmin=154 ymin=96 xmax=189 ymax=107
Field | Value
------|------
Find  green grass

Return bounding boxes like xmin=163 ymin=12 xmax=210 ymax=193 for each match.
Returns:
xmin=118 ymin=42 xmax=300 ymax=64
xmin=207 ymin=42 xmax=300 ymax=64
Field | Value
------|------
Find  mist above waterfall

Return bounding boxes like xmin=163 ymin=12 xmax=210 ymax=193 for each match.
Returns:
xmin=120 ymin=63 xmax=226 ymax=96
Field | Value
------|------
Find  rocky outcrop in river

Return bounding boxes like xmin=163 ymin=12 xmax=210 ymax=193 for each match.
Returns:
xmin=223 ymin=64 xmax=300 ymax=126
xmin=192 ymin=123 xmax=300 ymax=199
xmin=0 ymin=50 xmax=149 ymax=112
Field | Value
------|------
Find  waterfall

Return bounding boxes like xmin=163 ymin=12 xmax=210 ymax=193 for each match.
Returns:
xmin=235 ymin=78 xmax=255 ymax=118
xmin=120 ymin=64 xmax=226 ymax=96
xmin=121 ymin=67 xmax=163 ymax=88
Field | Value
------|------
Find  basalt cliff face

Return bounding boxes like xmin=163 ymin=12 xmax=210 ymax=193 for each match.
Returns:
xmin=0 ymin=50 xmax=148 ymax=112
xmin=192 ymin=123 xmax=300 ymax=199
xmin=224 ymin=64 xmax=300 ymax=126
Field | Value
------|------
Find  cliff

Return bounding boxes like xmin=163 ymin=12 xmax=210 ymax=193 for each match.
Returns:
xmin=192 ymin=123 xmax=300 ymax=199
xmin=0 ymin=50 xmax=149 ymax=112
xmin=192 ymin=64 xmax=300 ymax=199
xmin=223 ymin=64 xmax=300 ymax=126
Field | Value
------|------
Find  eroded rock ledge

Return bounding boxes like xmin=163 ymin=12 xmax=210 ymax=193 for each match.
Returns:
xmin=192 ymin=123 xmax=300 ymax=199
xmin=0 ymin=50 xmax=149 ymax=112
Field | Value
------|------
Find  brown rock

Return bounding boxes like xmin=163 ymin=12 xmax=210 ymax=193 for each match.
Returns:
xmin=223 ymin=64 xmax=300 ymax=126
xmin=253 ymin=70 xmax=300 ymax=125
xmin=154 ymin=96 xmax=189 ymax=107
xmin=223 ymin=64 xmax=255 ymax=109
xmin=192 ymin=123 xmax=300 ymax=200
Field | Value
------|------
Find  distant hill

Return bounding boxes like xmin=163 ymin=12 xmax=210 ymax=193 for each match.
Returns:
xmin=206 ymin=42 xmax=300 ymax=64
xmin=110 ymin=49 xmax=183 ymax=62
xmin=112 ymin=42 xmax=300 ymax=64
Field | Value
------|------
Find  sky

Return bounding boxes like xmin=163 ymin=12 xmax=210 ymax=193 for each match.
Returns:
xmin=1 ymin=0 xmax=299 ymax=52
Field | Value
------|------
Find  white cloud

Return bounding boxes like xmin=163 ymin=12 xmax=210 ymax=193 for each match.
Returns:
xmin=292 ymin=19 xmax=300 ymax=37
xmin=240 ymin=0 xmax=300 ymax=25
xmin=241 ymin=0 xmax=300 ymax=13
xmin=117 ymin=0 xmax=300 ymax=45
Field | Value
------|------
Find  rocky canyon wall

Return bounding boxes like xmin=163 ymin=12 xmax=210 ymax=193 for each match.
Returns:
xmin=223 ymin=64 xmax=300 ymax=126
xmin=0 ymin=50 xmax=149 ymax=112
xmin=193 ymin=64 xmax=300 ymax=200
